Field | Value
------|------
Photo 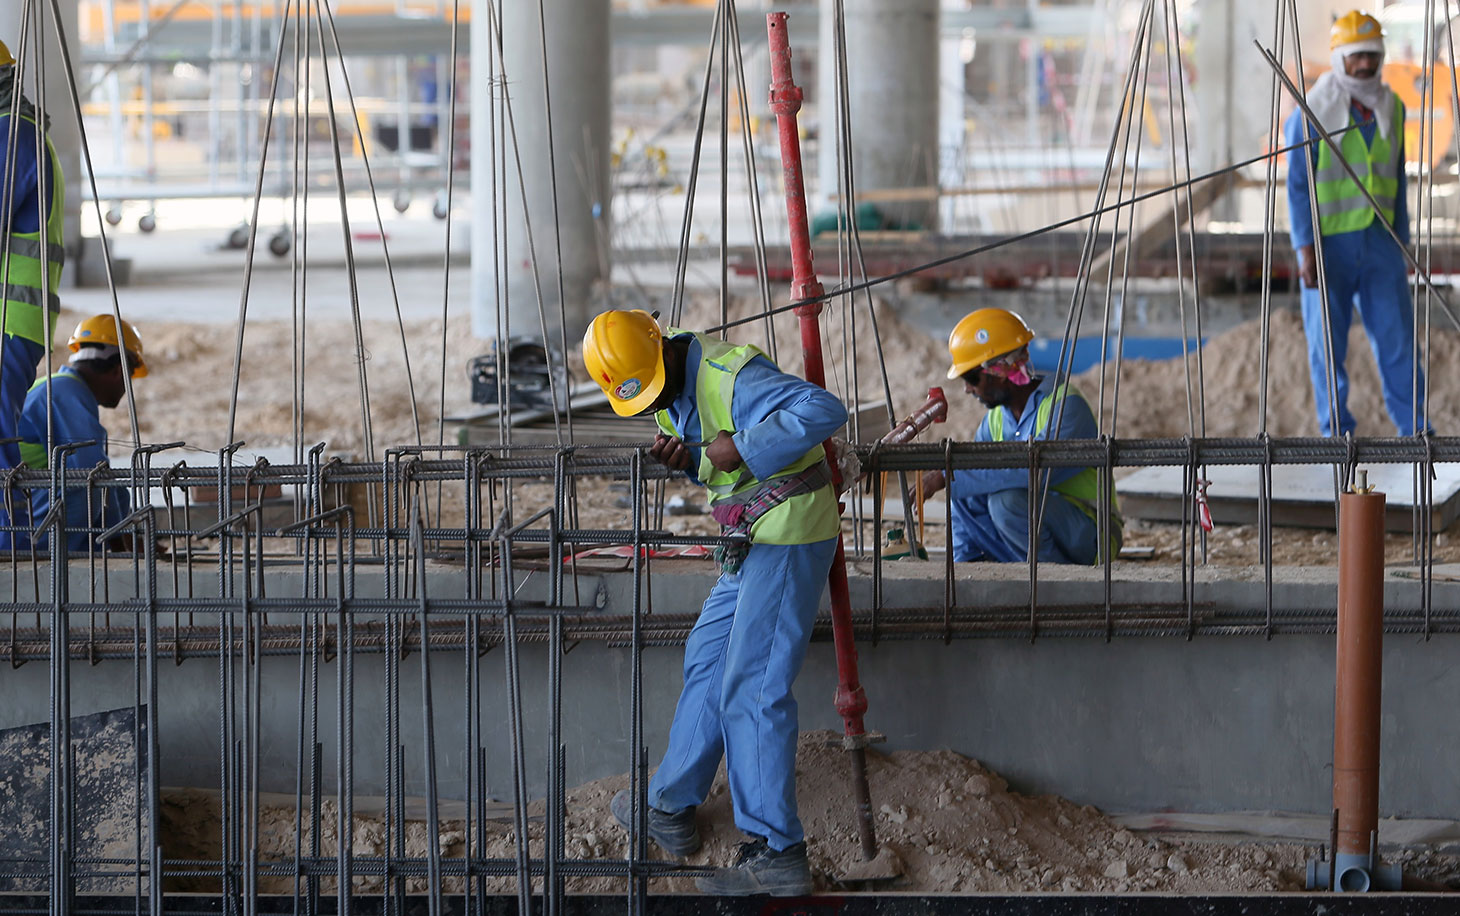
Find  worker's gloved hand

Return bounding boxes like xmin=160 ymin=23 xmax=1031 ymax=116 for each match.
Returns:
xmin=1297 ymin=243 xmax=1318 ymax=289
xmin=705 ymin=430 xmax=742 ymax=473
xmin=919 ymin=469 xmax=947 ymax=498
xmin=649 ymin=434 xmax=692 ymax=471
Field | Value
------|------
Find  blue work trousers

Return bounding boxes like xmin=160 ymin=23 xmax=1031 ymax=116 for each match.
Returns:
xmin=951 ymin=487 xmax=1098 ymax=565
xmin=1300 ymin=226 xmax=1425 ymax=436
xmin=0 ymin=334 xmax=43 ymax=549
xmin=648 ymin=537 xmax=837 ymax=851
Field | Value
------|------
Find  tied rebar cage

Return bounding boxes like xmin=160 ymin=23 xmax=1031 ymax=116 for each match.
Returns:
xmin=0 ymin=435 xmax=1457 ymax=911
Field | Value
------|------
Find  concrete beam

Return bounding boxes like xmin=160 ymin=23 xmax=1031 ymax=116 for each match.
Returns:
xmin=3 ymin=558 xmax=1459 ymax=821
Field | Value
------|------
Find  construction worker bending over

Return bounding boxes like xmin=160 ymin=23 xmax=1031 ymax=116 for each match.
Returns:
xmin=0 ymin=39 xmax=65 ymax=538
xmin=17 ymin=316 xmax=146 ymax=551
xmin=920 ymin=308 xmax=1120 ymax=564
xmin=1286 ymin=10 xmax=1425 ymax=436
xmin=584 ymin=309 xmax=846 ymax=897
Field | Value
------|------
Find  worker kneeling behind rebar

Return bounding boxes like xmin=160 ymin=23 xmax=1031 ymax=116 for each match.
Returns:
xmin=921 ymin=307 xmax=1121 ymax=565
xmin=9 ymin=315 xmax=148 ymax=553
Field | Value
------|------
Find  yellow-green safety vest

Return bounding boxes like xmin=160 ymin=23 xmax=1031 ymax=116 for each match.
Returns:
xmin=987 ymin=383 xmax=1122 ymax=560
xmin=656 ymin=331 xmax=840 ymax=545
xmin=1313 ymin=96 xmax=1404 ymax=236
xmin=1 ymin=115 xmax=64 ymax=345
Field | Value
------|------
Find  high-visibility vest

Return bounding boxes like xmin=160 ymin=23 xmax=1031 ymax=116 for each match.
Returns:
xmin=0 ymin=115 xmax=64 ymax=344
xmin=655 ymin=331 xmax=839 ymax=545
xmin=1313 ymin=96 xmax=1404 ymax=236
xmin=18 ymin=368 xmax=85 ymax=468
xmin=988 ymin=383 xmax=1122 ymax=560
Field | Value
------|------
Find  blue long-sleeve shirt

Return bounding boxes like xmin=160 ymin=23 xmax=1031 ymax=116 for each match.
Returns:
xmin=1286 ymin=99 xmax=1408 ymax=249
xmin=949 ymin=375 xmax=1098 ymax=501
xmin=0 ymin=113 xmax=53 ymax=235
xmin=661 ymin=333 xmax=848 ymax=487
xmin=18 ymin=367 xmax=129 ymax=551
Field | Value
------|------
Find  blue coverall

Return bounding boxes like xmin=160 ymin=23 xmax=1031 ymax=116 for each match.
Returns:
xmin=948 ymin=375 xmax=1100 ymax=564
xmin=1286 ymin=100 xmax=1425 ymax=437
xmin=0 ymin=115 xmax=54 ymax=546
xmin=648 ymin=333 xmax=846 ymax=852
xmin=16 ymin=367 xmax=129 ymax=552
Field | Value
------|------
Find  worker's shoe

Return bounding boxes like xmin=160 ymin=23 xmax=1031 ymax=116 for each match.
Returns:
xmin=609 ymin=789 xmax=701 ymax=857
xmin=695 ymin=838 xmax=812 ymax=897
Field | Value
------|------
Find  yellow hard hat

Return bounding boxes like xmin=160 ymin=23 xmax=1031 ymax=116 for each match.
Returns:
xmin=946 ymin=308 xmax=1035 ymax=380
xmin=582 ymin=309 xmax=665 ymax=417
xmin=1331 ymin=11 xmax=1384 ymax=50
xmin=0 ymin=41 xmax=12 ymax=68
xmin=68 ymin=314 xmax=149 ymax=377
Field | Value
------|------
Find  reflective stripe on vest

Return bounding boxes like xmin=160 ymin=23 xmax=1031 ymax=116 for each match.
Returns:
xmin=1 ymin=116 xmax=65 ymax=344
xmin=986 ymin=383 xmax=1122 ymax=557
xmin=655 ymin=330 xmax=833 ymax=545
xmin=1314 ymin=97 xmax=1404 ymax=236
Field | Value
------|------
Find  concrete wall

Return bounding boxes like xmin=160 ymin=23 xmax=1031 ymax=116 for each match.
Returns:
xmin=2 ymin=561 xmax=1458 ymax=819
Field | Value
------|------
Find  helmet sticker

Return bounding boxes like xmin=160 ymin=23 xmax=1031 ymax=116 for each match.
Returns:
xmin=614 ymin=378 xmax=642 ymax=400
xmin=975 ymin=328 xmax=989 ymax=344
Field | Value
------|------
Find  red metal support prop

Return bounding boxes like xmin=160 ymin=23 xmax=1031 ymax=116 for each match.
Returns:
xmin=767 ymin=10 xmax=880 ymax=862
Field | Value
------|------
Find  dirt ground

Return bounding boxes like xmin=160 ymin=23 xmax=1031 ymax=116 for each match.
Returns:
xmin=156 ymin=730 xmax=1460 ymax=895
xmin=66 ymin=296 xmax=1459 ymax=569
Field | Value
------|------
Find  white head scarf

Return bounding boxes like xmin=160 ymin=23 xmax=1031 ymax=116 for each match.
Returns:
xmin=1312 ymin=35 xmax=1395 ymax=140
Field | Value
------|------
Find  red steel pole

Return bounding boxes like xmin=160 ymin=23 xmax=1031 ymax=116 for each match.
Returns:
xmin=767 ymin=10 xmax=879 ymax=861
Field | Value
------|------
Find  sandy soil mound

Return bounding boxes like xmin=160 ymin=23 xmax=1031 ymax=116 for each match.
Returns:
xmin=160 ymin=731 xmax=1329 ymax=895
xmin=1072 ymin=308 xmax=1460 ymax=438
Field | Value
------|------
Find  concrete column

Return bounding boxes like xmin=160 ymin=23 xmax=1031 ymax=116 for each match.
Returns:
xmin=938 ymin=7 xmax=967 ymax=231
xmin=1191 ymin=0 xmax=1343 ymax=220
xmin=817 ymin=0 xmax=940 ymax=231
xmin=0 ymin=0 xmax=81 ymax=270
xmin=470 ymin=0 xmax=610 ymax=346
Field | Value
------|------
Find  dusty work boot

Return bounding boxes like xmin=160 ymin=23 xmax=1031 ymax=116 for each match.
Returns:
xmin=695 ymin=838 xmax=812 ymax=897
xmin=609 ymin=789 xmax=701 ymax=856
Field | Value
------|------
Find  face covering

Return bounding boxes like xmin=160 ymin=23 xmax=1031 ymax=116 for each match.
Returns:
xmin=1329 ymin=44 xmax=1393 ymax=138
xmin=980 ymin=355 xmax=1033 ymax=387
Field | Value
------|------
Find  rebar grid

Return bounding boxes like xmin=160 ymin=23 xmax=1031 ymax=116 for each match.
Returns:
xmin=0 ymin=435 xmax=1454 ymax=911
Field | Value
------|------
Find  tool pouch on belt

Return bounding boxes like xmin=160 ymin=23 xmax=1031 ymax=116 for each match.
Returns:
xmin=709 ymin=460 xmax=833 ymax=574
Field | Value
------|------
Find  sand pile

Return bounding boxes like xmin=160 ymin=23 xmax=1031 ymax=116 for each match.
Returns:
xmin=1072 ymin=308 xmax=1460 ymax=438
xmin=159 ymin=731 xmax=1328 ymax=895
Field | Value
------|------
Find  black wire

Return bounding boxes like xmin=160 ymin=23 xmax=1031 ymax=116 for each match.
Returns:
xmin=704 ymin=122 xmax=1366 ymax=335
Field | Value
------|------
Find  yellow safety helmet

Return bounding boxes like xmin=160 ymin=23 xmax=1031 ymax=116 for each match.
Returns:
xmin=0 ymin=41 xmax=12 ymax=68
xmin=1331 ymin=11 xmax=1384 ymax=51
xmin=582 ymin=309 xmax=665 ymax=417
xmin=945 ymin=308 xmax=1035 ymax=380
xmin=68 ymin=314 xmax=149 ymax=377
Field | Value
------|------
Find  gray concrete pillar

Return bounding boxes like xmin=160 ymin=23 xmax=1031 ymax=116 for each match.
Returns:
xmin=470 ymin=0 xmax=610 ymax=346
xmin=0 ymin=0 xmax=81 ymax=269
xmin=816 ymin=0 xmax=940 ymax=231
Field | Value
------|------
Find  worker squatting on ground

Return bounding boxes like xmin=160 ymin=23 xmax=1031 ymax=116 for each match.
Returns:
xmin=919 ymin=308 xmax=1121 ymax=564
xmin=1286 ymin=10 xmax=1426 ymax=437
xmin=583 ymin=309 xmax=847 ymax=897
xmin=0 ymin=38 xmax=65 ymax=544
xmin=15 ymin=315 xmax=147 ymax=551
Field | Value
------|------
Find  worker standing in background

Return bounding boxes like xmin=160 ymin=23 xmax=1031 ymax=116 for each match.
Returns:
xmin=1286 ymin=10 xmax=1426 ymax=437
xmin=583 ymin=309 xmax=846 ymax=897
xmin=920 ymin=308 xmax=1120 ymax=564
xmin=17 ymin=315 xmax=144 ymax=552
xmin=0 ymin=38 xmax=65 ymax=545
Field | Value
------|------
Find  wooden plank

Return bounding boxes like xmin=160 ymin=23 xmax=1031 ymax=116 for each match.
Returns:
xmin=1088 ymin=170 xmax=1236 ymax=278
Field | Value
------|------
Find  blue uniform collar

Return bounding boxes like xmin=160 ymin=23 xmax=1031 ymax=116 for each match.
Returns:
xmin=665 ymin=332 xmax=701 ymax=431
